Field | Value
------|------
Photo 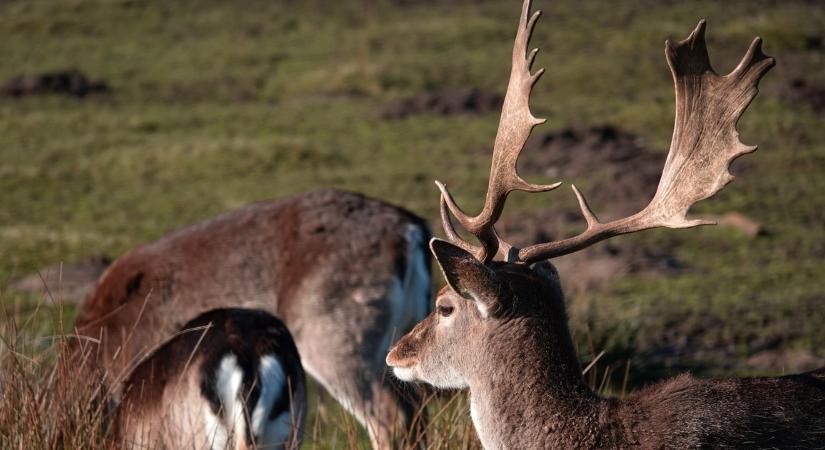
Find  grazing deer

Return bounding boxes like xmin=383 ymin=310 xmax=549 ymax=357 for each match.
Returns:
xmin=112 ymin=308 xmax=306 ymax=449
xmin=74 ymin=189 xmax=431 ymax=449
xmin=388 ymin=1 xmax=825 ymax=448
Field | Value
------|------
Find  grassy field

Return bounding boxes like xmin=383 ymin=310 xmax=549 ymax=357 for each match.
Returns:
xmin=1 ymin=0 xmax=824 ymax=447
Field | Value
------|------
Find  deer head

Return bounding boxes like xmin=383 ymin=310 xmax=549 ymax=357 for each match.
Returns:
xmin=388 ymin=239 xmax=578 ymax=391
xmin=387 ymin=0 xmax=774 ymax=395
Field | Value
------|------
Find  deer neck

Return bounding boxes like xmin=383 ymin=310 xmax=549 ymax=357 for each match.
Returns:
xmin=466 ymin=316 xmax=602 ymax=449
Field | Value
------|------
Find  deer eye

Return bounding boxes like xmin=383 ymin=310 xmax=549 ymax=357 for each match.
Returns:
xmin=437 ymin=305 xmax=454 ymax=317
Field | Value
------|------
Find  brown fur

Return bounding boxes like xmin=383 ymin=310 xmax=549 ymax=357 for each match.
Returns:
xmin=388 ymin=242 xmax=825 ymax=449
xmin=73 ymin=189 xmax=431 ymax=448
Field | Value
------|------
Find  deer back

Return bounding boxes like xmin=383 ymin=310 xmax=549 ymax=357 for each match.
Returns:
xmin=74 ymin=189 xmax=429 ymax=380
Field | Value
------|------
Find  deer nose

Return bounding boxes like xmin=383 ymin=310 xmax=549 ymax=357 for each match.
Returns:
xmin=386 ymin=345 xmax=415 ymax=368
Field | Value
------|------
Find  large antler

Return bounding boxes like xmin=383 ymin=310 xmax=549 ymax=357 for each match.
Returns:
xmin=517 ymin=20 xmax=775 ymax=264
xmin=437 ymin=0 xmax=560 ymax=263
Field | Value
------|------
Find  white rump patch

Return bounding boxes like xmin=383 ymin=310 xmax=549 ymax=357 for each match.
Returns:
xmin=251 ymin=355 xmax=294 ymax=447
xmin=203 ymin=354 xmax=246 ymax=450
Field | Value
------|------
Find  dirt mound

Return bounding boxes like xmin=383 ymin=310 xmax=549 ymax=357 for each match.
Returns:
xmin=1 ymin=69 xmax=109 ymax=98
xmin=517 ymin=124 xmax=666 ymax=216
xmin=637 ymin=304 xmax=825 ymax=376
xmin=431 ymin=212 xmax=683 ymax=295
xmin=804 ymin=34 xmax=823 ymax=51
xmin=746 ymin=349 xmax=825 ymax=373
xmin=439 ymin=125 xmax=767 ymax=292
xmin=781 ymin=78 xmax=825 ymax=115
xmin=439 ymin=125 xmax=680 ymax=292
xmin=8 ymin=256 xmax=110 ymax=303
xmin=382 ymin=87 xmax=502 ymax=119
xmin=493 ymin=208 xmax=685 ymax=294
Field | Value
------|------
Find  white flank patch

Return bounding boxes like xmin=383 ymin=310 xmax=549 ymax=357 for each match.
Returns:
xmin=251 ymin=355 xmax=291 ymax=446
xmin=203 ymin=354 xmax=246 ymax=450
xmin=379 ymin=225 xmax=433 ymax=361
xmin=380 ymin=277 xmax=406 ymax=363
xmin=404 ymin=224 xmax=433 ymax=323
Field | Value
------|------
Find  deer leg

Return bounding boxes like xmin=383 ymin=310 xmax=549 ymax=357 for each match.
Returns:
xmin=289 ymin=290 xmax=429 ymax=449
xmin=298 ymin=343 xmax=422 ymax=448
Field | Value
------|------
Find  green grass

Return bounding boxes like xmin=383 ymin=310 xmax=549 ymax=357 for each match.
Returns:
xmin=1 ymin=0 xmax=824 ymax=446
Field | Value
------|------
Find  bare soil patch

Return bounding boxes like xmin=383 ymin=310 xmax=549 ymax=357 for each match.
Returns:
xmin=747 ymin=349 xmax=825 ymax=373
xmin=803 ymin=33 xmax=823 ymax=51
xmin=382 ymin=87 xmax=502 ymax=119
xmin=477 ymin=125 xmax=758 ymax=292
xmin=492 ymin=208 xmax=685 ymax=295
xmin=517 ymin=124 xmax=666 ymax=216
xmin=780 ymin=78 xmax=825 ymax=115
xmin=8 ymin=255 xmax=110 ymax=303
xmin=431 ymin=126 xmax=682 ymax=293
xmin=496 ymin=125 xmax=681 ymax=292
xmin=636 ymin=294 xmax=825 ymax=376
xmin=1 ymin=69 xmax=109 ymax=98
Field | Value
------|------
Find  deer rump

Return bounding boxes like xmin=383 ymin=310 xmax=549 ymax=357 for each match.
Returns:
xmin=112 ymin=308 xmax=307 ymax=450
xmin=74 ymin=189 xmax=432 ymax=448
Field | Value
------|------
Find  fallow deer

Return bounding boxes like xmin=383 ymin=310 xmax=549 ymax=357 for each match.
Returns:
xmin=387 ymin=1 xmax=825 ymax=448
xmin=112 ymin=308 xmax=306 ymax=449
xmin=74 ymin=189 xmax=431 ymax=448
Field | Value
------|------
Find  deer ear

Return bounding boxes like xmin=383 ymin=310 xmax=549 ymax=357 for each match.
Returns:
xmin=430 ymin=239 xmax=507 ymax=318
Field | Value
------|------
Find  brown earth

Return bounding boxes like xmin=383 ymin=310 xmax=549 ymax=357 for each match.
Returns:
xmin=517 ymin=124 xmax=666 ymax=216
xmin=780 ymin=78 xmax=825 ymax=115
xmin=493 ymin=209 xmax=685 ymax=295
xmin=491 ymin=125 xmax=681 ymax=293
xmin=1 ymin=69 xmax=109 ymax=98
xmin=429 ymin=126 xmax=685 ymax=294
xmin=803 ymin=34 xmax=824 ymax=51
xmin=8 ymin=255 xmax=110 ymax=303
xmin=381 ymin=87 xmax=502 ymax=119
xmin=455 ymin=125 xmax=761 ymax=293
xmin=746 ymin=349 xmax=825 ymax=373
xmin=635 ymin=294 xmax=825 ymax=376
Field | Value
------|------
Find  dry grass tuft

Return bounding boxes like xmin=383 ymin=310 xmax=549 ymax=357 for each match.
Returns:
xmin=0 ymin=298 xmax=110 ymax=448
xmin=0 ymin=290 xmax=483 ymax=449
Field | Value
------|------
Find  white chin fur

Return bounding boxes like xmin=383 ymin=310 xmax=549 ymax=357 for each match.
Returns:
xmin=392 ymin=366 xmax=418 ymax=382
xmin=393 ymin=365 xmax=468 ymax=390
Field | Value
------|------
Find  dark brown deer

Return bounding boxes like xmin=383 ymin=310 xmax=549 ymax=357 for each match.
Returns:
xmin=387 ymin=1 xmax=825 ymax=448
xmin=112 ymin=308 xmax=306 ymax=449
xmin=73 ymin=189 xmax=431 ymax=448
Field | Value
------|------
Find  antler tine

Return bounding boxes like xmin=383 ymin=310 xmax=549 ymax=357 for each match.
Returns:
xmin=438 ymin=188 xmax=485 ymax=260
xmin=438 ymin=0 xmax=561 ymax=263
xmin=438 ymin=187 xmax=519 ymax=262
xmin=518 ymin=20 xmax=775 ymax=264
